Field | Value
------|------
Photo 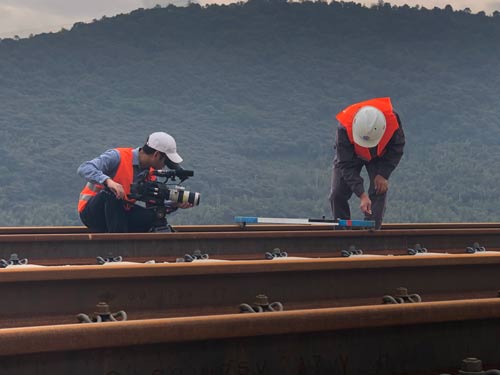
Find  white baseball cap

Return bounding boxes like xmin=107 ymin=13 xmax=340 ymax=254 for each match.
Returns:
xmin=352 ymin=106 xmax=387 ymax=148
xmin=146 ymin=132 xmax=183 ymax=163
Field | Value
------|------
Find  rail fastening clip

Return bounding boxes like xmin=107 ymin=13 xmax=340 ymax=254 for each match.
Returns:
xmin=77 ymin=302 xmax=128 ymax=323
xmin=239 ymin=294 xmax=284 ymax=313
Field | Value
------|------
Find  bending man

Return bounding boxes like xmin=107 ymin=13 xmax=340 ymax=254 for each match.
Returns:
xmin=329 ymin=97 xmax=405 ymax=229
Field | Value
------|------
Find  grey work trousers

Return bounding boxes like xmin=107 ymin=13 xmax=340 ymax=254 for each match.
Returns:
xmin=329 ymin=163 xmax=387 ymax=229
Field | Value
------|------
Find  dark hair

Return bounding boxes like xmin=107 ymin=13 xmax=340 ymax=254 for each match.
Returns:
xmin=142 ymin=144 xmax=167 ymax=159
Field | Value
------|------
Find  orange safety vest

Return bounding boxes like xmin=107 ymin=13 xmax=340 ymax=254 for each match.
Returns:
xmin=78 ymin=148 xmax=138 ymax=213
xmin=336 ymin=97 xmax=400 ymax=161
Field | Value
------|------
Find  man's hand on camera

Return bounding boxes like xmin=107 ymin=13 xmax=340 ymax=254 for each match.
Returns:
xmin=105 ymin=179 xmax=125 ymax=199
xmin=175 ymin=202 xmax=193 ymax=209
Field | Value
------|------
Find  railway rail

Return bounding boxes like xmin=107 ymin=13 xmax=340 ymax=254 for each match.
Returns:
xmin=0 ymin=225 xmax=499 ymax=265
xmin=1 ymin=254 xmax=499 ymax=329
xmin=1 ymin=299 xmax=499 ymax=375
xmin=1 ymin=223 xmax=499 ymax=374
xmin=0 ymin=222 xmax=499 ymax=234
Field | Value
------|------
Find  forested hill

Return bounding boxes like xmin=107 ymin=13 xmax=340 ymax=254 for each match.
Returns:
xmin=0 ymin=1 xmax=499 ymax=226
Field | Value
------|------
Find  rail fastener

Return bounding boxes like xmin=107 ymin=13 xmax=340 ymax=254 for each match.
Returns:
xmin=77 ymin=302 xmax=128 ymax=323
xmin=0 ymin=253 xmax=28 ymax=268
xmin=239 ymin=294 xmax=284 ymax=313
xmin=439 ymin=357 xmax=500 ymax=375
xmin=265 ymin=248 xmax=288 ymax=260
xmin=382 ymin=287 xmax=422 ymax=304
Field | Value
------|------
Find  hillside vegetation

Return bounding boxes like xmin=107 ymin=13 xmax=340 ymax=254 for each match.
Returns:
xmin=0 ymin=1 xmax=499 ymax=226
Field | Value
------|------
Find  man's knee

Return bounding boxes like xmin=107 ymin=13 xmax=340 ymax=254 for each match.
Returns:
xmin=330 ymin=188 xmax=351 ymax=204
xmin=369 ymin=191 xmax=387 ymax=204
xmin=79 ymin=210 xmax=107 ymax=233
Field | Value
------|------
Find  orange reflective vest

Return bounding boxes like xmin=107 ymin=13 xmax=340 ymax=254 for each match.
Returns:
xmin=78 ymin=148 xmax=137 ymax=213
xmin=336 ymin=97 xmax=400 ymax=161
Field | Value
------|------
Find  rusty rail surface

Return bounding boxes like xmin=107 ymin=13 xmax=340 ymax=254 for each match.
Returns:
xmin=1 ymin=299 xmax=499 ymax=374
xmin=1 ymin=254 xmax=500 ymax=329
xmin=0 ymin=227 xmax=499 ymax=265
xmin=0 ymin=222 xmax=499 ymax=234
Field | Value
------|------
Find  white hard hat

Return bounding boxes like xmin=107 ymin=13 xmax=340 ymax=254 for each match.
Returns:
xmin=146 ymin=132 xmax=183 ymax=163
xmin=352 ymin=106 xmax=386 ymax=148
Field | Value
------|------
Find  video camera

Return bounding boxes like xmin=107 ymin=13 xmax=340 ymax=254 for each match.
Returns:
xmin=128 ymin=167 xmax=200 ymax=231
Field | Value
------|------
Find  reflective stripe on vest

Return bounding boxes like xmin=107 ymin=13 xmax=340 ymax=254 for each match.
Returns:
xmin=336 ymin=97 xmax=400 ymax=161
xmin=77 ymin=148 xmax=135 ymax=213
xmin=78 ymin=182 xmax=103 ymax=201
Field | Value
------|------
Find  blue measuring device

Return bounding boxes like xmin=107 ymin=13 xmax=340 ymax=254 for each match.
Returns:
xmin=234 ymin=216 xmax=375 ymax=228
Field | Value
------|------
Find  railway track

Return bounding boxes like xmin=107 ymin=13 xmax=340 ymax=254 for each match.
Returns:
xmin=0 ymin=225 xmax=499 ymax=265
xmin=1 ymin=254 xmax=499 ymax=329
xmin=0 ymin=222 xmax=499 ymax=234
xmin=1 ymin=299 xmax=499 ymax=375
xmin=0 ymin=223 xmax=499 ymax=374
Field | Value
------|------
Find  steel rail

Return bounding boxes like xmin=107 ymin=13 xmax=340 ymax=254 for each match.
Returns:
xmin=0 ymin=222 xmax=499 ymax=234
xmin=1 ymin=299 xmax=500 ymax=375
xmin=1 ymin=254 xmax=500 ymax=329
xmin=0 ymin=227 xmax=499 ymax=265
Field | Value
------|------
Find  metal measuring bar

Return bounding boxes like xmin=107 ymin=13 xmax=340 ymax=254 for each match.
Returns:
xmin=234 ymin=216 xmax=375 ymax=228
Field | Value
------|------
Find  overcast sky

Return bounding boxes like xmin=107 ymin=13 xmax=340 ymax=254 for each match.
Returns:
xmin=1 ymin=0 xmax=499 ymax=38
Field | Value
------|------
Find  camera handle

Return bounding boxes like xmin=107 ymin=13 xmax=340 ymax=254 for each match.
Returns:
xmin=149 ymin=221 xmax=175 ymax=233
xmin=129 ymin=196 xmax=176 ymax=232
xmin=146 ymin=205 xmax=177 ymax=233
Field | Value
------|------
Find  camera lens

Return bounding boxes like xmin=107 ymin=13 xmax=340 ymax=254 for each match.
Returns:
xmin=177 ymin=190 xmax=200 ymax=206
xmin=168 ymin=189 xmax=200 ymax=206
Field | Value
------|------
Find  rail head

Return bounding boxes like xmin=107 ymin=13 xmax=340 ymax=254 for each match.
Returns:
xmin=0 ymin=223 xmax=499 ymax=235
xmin=0 ymin=227 xmax=500 ymax=243
xmin=0 ymin=298 xmax=499 ymax=356
xmin=1 ymin=254 xmax=500 ymax=282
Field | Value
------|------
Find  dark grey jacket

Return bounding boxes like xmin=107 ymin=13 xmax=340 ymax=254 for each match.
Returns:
xmin=334 ymin=113 xmax=405 ymax=197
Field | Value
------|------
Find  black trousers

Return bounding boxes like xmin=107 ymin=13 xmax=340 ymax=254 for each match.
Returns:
xmin=79 ymin=191 xmax=156 ymax=233
xmin=329 ymin=163 xmax=387 ymax=229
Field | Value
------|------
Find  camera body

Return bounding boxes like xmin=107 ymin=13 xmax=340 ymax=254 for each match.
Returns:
xmin=128 ymin=168 xmax=200 ymax=231
xmin=129 ymin=169 xmax=200 ymax=208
